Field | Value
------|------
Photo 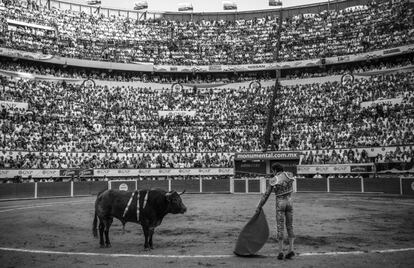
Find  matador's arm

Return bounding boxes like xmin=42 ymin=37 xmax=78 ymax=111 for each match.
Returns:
xmin=256 ymin=184 xmax=273 ymax=210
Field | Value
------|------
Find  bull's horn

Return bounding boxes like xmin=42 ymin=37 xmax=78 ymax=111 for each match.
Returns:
xmin=179 ymin=190 xmax=186 ymax=195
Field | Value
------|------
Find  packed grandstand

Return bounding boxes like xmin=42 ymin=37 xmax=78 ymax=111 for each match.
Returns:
xmin=0 ymin=0 xmax=413 ymax=183
xmin=1 ymin=0 xmax=413 ymax=64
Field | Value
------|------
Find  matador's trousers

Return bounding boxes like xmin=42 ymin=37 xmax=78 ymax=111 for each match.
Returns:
xmin=276 ymin=195 xmax=295 ymax=241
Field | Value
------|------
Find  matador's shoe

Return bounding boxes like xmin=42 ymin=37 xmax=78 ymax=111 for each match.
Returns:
xmin=285 ymin=251 xmax=295 ymax=259
xmin=277 ymin=252 xmax=284 ymax=260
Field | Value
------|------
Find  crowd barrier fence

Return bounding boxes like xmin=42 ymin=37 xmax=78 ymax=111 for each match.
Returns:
xmin=1 ymin=177 xmax=413 ymax=201
xmin=231 ymin=177 xmax=414 ymax=196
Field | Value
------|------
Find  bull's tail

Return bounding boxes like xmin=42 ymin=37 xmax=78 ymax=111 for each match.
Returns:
xmin=93 ymin=189 xmax=106 ymax=238
xmin=93 ymin=211 xmax=98 ymax=237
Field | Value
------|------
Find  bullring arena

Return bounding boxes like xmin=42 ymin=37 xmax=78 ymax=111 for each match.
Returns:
xmin=1 ymin=0 xmax=414 ymax=267
xmin=0 ymin=179 xmax=414 ymax=267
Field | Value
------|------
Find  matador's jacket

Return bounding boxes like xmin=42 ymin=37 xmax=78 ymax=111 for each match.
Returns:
xmin=257 ymin=171 xmax=295 ymax=240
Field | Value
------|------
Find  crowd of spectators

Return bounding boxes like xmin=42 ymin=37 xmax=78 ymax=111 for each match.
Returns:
xmin=375 ymin=146 xmax=414 ymax=164
xmin=1 ymin=79 xmax=267 ymax=153
xmin=273 ymin=71 xmax=414 ymax=150
xmin=301 ymin=149 xmax=371 ymax=164
xmin=0 ymin=1 xmax=413 ymax=172
xmin=0 ymin=151 xmax=233 ymax=169
xmin=0 ymin=0 xmax=413 ymax=65
xmin=1 ymin=70 xmax=413 ymax=169
xmin=300 ymin=146 xmax=414 ymax=165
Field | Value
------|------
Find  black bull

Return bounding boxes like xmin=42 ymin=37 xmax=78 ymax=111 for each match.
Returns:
xmin=93 ymin=189 xmax=187 ymax=249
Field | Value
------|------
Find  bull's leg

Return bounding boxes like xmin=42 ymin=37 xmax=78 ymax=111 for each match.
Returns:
xmin=142 ymin=226 xmax=150 ymax=249
xmin=148 ymin=227 xmax=155 ymax=249
xmin=99 ymin=221 xmax=105 ymax=248
xmin=104 ymin=217 xmax=113 ymax=248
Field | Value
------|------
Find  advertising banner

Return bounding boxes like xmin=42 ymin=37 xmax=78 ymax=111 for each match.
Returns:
xmin=360 ymin=98 xmax=403 ymax=108
xmin=94 ymin=168 xmax=234 ymax=177
xmin=0 ymin=169 xmax=60 ymax=179
xmin=59 ymin=169 xmax=94 ymax=177
xmin=208 ymin=65 xmax=222 ymax=71
xmin=350 ymin=165 xmax=373 ymax=173
xmin=7 ymin=19 xmax=56 ymax=31
xmin=235 ymin=152 xmax=300 ymax=160
xmin=376 ymin=162 xmax=414 ymax=173
xmin=235 ymin=160 xmax=266 ymax=175
xmin=0 ymin=100 xmax=28 ymax=110
xmin=182 ymin=82 xmax=228 ymax=89
xmin=158 ymin=111 xmax=196 ymax=118
xmin=297 ymin=164 xmax=374 ymax=174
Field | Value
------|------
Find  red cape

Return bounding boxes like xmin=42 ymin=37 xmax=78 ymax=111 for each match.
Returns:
xmin=234 ymin=209 xmax=269 ymax=256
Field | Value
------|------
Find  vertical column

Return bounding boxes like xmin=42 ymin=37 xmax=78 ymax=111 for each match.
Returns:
xmin=262 ymin=178 xmax=269 ymax=193
xmin=361 ymin=177 xmax=364 ymax=193
xmin=108 ymin=180 xmax=111 ymax=190
xmin=34 ymin=182 xmax=38 ymax=199
xmin=168 ymin=177 xmax=172 ymax=192
xmin=70 ymin=181 xmax=74 ymax=197
xmin=260 ymin=178 xmax=264 ymax=194
xmin=327 ymin=177 xmax=330 ymax=193
xmin=400 ymin=177 xmax=403 ymax=195
xmin=293 ymin=178 xmax=297 ymax=193
xmin=199 ymin=175 xmax=202 ymax=193
xmin=245 ymin=178 xmax=249 ymax=193
xmin=230 ymin=177 xmax=234 ymax=193
xmin=135 ymin=180 xmax=138 ymax=191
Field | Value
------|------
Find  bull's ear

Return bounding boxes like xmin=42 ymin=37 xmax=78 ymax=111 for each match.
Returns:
xmin=165 ymin=192 xmax=172 ymax=201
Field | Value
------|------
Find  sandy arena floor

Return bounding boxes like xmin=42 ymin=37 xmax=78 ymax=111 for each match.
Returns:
xmin=0 ymin=193 xmax=413 ymax=268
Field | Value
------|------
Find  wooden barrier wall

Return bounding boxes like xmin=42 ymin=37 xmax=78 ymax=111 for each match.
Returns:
xmin=0 ymin=177 xmax=413 ymax=200
xmin=233 ymin=177 xmax=413 ymax=196
xmin=0 ymin=178 xmax=231 ymax=200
